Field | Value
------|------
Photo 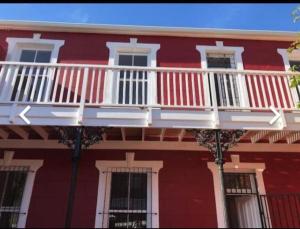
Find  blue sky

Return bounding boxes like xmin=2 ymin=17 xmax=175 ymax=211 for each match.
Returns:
xmin=0 ymin=3 xmax=299 ymax=31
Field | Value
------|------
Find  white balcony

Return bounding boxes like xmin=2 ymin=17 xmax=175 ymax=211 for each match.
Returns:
xmin=0 ymin=61 xmax=300 ymax=131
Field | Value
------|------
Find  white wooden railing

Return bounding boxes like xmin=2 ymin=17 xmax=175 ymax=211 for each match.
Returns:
xmin=0 ymin=61 xmax=299 ymax=111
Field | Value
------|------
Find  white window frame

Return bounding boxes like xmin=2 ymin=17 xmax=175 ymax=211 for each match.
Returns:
xmin=196 ymin=41 xmax=250 ymax=108
xmin=95 ymin=152 xmax=163 ymax=228
xmin=207 ymin=154 xmax=266 ymax=228
xmin=6 ymin=33 xmax=64 ymax=63
xmin=4 ymin=34 xmax=64 ymax=103
xmin=105 ymin=38 xmax=160 ymax=105
xmin=277 ymin=48 xmax=300 ymax=106
xmin=0 ymin=150 xmax=43 ymax=228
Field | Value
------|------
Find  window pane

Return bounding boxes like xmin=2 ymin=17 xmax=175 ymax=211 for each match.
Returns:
xmin=119 ymin=55 xmax=133 ymax=66
xmin=110 ymin=173 xmax=129 ymax=210
xmin=2 ymin=171 xmax=27 ymax=207
xmin=36 ymin=51 xmax=51 ymax=63
xmin=19 ymin=50 xmax=36 ymax=62
xmin=207 ymin=57 xmax=232 ymax=68
xmin=129 ymin=173 xmax=147 ymax=210
xmin=133 ymin=56 xmax=147 ymax=67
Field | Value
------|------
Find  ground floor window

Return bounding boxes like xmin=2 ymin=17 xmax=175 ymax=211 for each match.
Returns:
xmin=0 ymin=166 xmax=29 ymax=228
xmin=224 ymin=173 xmax=262 ymax=228
xmin=104 ymin=168 xmax=151 ymax=228
xmin=95 ymin=153 xmax=163 ymax=228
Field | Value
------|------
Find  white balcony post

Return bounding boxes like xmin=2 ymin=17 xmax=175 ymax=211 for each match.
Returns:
xmin=148 ymin=70 xmax=158 ymax=105
xmin=209 ymin=72 xmax=220 ymax=127
xmin=78 ymin=67 xmax=89 ymax=124
xmin=44 ymin=66 xmax=57 ymax=103
xmin=103 ymin=68 xmax=114 ymax=104
xmin=203 ymin=72 xmax=211 ymax=107
xmin=237 ymin=73 xmax=250 ymax=108
xmin=0 ymin=64 xmax=14 ymax=102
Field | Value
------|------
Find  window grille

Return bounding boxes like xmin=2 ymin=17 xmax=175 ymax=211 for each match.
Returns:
xmin=0 ymin=166 xmax=29 ymax=228
xmin=224 ymin=173 xmax=263 ymax=228
xmin=100 ymin=167 xmax=154 ymax=228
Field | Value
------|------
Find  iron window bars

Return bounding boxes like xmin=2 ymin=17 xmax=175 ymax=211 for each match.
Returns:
xmin=100 ymin=167 xmax=155 ymax=228
xmin=0 ymin=166 xmax=29 ymax=228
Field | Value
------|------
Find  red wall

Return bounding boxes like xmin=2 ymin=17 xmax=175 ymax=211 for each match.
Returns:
xmin=1 ymin=149 xmax=300 ymax=228
xmin=0 ymin=29 xmax=294 ymax=108
xmin=0 ymin=29 xmax=291 ymax=69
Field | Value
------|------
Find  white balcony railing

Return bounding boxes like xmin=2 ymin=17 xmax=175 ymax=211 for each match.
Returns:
xmin=0 ymin=61 xmax=299 ymax=112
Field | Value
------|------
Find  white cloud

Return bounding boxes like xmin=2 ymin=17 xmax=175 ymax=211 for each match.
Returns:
xmin=69 ymin=8 xmax=89 ymax=23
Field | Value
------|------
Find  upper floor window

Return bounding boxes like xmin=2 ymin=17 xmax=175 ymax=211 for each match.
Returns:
xmin=206 ymin=52 xmax=239 ymax=107
xmin=10 ymin=49 xmax=52 ymax=102
xmin=20 ymin=49 xmax=52 ymax=63
xmin=3 ymin=34 xmax=64 ymax=103
xmin=277 ymin=48 xmax=300 ymax=102
xmin=207 ymin=53 xmax=236 ymax=69
xmin=105 ymin=38 xmax=160 ymax=105
xmin=196 ymin=41 xmax=249 ymax=108
xmin=5 ymin=33 xmax=64 ymax=63
xmin=117 ymin=54 xmax=148 ymax=105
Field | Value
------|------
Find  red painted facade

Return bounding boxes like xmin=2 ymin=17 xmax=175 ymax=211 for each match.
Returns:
xmin=1 ymin=149 xmax=300 ymax=228
xmin=1 ymin=27 xmax=300 ymax=228
xmin=0 ymin=29 xmax=293 ymax=108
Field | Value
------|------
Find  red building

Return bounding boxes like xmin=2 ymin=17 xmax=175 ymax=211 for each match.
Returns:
xmin=0 ymin=21 xmax=300 ymax=228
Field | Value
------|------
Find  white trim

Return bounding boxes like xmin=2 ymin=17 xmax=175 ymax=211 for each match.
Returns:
xmin=5 ymin=33 xmax=65 ymax=63
xmin=0 ymin=20 xmax=298 ymax=41
xmin=277 ymin=48 xmax=300 ymax=105
xmin=105 ymin=38 xmax=160 ymax=105
xmin=0 ymin=150 xmax=43 ymax=228
xmin=95 ymin=152 xmax=163 ymax=228
xmin=196 ymin=41 xmax=250 ymax=108
xmin=207 ymin=154 xmax=265 ymax=228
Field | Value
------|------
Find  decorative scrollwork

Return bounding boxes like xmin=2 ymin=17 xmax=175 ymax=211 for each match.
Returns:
xmin=55 ymin=126 xmax=107 ymax=150
xmin=190 ymin=129 xmax=246 ymax=164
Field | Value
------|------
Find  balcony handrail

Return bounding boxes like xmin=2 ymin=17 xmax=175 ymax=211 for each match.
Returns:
xmin=0 ymin=61 xmax=297 ymax=76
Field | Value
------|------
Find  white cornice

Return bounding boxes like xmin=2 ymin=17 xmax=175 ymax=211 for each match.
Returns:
xmin=0 ymin=20 xmax=298 ymax=41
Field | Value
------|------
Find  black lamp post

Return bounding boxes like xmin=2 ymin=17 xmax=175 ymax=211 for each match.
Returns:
xmin=56 ymin=126 xmax=106 ymax=228
xmin=191 ymin=129 xmax=245 ymax=228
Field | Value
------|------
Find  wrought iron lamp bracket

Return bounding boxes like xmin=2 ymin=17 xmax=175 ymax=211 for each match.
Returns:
xmin=56 ymin=126 xmax=107 ymax=150
xmin=190 ymin=129 xmax=246 ymax=165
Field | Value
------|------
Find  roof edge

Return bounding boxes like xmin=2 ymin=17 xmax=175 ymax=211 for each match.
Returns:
xmin=0 ymin=20 xmax=298 ymax=41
